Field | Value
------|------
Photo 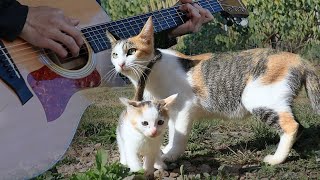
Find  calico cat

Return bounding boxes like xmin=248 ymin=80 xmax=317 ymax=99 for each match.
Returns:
xmin=116 ymin=94 xmax=177 ymax=176
xmin=108 ymin=17 xmax=320 ymax=165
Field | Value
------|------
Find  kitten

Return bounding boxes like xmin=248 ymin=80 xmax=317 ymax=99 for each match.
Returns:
xmin=107 ymin=16 xmax=320 ymax=165
xmin=116 ymin=94 xmax=177 ymax=176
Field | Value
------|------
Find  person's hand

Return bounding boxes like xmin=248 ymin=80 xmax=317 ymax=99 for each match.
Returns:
xmin=168 ymin=0 xmax=214 ymax=38
xmin=20 ymin=6 xmax=83 ymax=58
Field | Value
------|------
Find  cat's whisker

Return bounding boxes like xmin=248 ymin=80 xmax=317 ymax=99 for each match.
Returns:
xmin=103 ymin=68 xmax=116 ymax=81
xmin=126 ymin=64 xmax=139 ymax=79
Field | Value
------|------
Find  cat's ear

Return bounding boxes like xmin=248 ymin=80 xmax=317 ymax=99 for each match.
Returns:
xmin=106 ymin=30 xmax=117 ymax=45
xmin=119 ymin=97 xmax=140 ymax=108
xmin=161 ymin=93 xmax=178 ymax=108
xmin=138 ymin=16 xmax=154 ymax=45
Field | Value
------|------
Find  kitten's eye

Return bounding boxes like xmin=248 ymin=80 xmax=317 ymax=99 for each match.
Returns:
xmin=127 ymin=48 xmax=136 ymax=56
xmin=112 ymin=52 xmax=118 ymax=58
xmin=142 ymin=121 xmax=148 ymax=126
xmin=158 ymin=120 xmax=164 ymax=125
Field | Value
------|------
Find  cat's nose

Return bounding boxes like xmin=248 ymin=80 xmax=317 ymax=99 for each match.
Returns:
xmin=119 ymin=63 xmax=125 ymax=69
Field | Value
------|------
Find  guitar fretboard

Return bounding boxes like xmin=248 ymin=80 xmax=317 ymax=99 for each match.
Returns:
xmin=81 ymin=0 xmax=223 ymax=53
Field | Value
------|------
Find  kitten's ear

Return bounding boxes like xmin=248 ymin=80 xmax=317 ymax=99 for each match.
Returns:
xmin=138 ymin=16 xmax=154 ymax=45
xmin=119 ymin=97 xmax=140 ymax=108
xmin=161 ymin=94 xmax=178 ymax=108
xmin=106 ymin=30 xmax=117 ymax=45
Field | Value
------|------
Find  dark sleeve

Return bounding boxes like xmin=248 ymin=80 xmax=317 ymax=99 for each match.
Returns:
xmin=154 ymin=29 xmax=177 ymax=49
xmin=0 ymin=0 xmax=28 ymax=41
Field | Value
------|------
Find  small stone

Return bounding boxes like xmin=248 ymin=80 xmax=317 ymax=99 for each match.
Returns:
xmin=203 ymin=172 xmax=210 ymax=178
xmin=169 ymin=172 xmax=179 ymax=178
xmin=94 ymin=143 xmax=102 ymax=148
xmin=154 ymin=169 xmax=169 ymax=178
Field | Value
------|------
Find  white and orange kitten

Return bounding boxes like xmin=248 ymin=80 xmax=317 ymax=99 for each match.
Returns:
xmin=108 ymin=16 xmax=320 ymax=166
xmin=116 ymin=94 xmax=177 ymax=176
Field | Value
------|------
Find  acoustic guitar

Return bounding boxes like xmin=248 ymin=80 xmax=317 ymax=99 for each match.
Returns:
xmin=0 ymin=0 xmax=248 ymax=178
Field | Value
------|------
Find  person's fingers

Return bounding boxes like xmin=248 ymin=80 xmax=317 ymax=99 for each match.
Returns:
xmin=70 ymin=18 xmax=80 ymax=26
xmin=44 ymin=39 xmax=68 ymax=58
xmin=59 ymin=19 xmax=84 ymax=48
xmin=49 ymin=29 xmax=80 ymax=57
xmin=179 ymin=0 xmax=193 ymax=3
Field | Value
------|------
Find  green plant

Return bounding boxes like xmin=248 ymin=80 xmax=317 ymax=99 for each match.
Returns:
xmin=70 ymin=149 xmax=133 ymax=180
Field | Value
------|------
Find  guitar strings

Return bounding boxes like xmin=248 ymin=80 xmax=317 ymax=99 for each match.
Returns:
xmin=0 ymin=3 xmax=226 ymax=63
xmin=0 ymin=1 xmax=221 ymax=53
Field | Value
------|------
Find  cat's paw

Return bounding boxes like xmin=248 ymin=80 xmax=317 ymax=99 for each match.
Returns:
xmin=154 ymin=160 xmax=167 ymax=170
xmin=144 ymin=169 xmax=155 ymax=180
xmin=263 ymin=154 xmax=285 ymax=165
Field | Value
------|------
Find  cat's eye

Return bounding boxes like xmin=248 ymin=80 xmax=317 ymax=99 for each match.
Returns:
xmin=127 ymin=48 xmax=136 ymax=56
xmin=112 ymin=52 xmax=118 ymax=58
xmin=142 ymin=121 xmax=148 ymax=126
xmin=158 ymin=120 xmax=164 ymax=125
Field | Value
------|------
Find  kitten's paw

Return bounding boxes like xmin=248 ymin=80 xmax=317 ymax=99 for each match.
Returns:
xmin=263 ymin=154 xmax=285 ymax=165
xmin=144 ymin=169 xmax=155 ymax=180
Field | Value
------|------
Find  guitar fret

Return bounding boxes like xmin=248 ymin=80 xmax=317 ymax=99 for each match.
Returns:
xmin=81 ymin=0 xmax=225 ymax=53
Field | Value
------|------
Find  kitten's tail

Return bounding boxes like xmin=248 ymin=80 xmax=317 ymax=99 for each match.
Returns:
xmin=305 ymin=67 xmax=320 ymax=114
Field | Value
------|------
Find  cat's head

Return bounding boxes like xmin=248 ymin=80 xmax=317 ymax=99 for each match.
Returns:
xmin=106 ymin=17 xmax=155 ymax=76
xmin=119 ymin=94 xmax=178 ymax=138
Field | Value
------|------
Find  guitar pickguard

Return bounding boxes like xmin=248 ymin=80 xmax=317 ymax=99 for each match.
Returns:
xmin=27 ymin=66 xmax=101 ymax=122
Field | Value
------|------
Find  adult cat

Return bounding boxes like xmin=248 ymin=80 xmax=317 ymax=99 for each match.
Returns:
xmin=106 ymin=17 xmax=320 ymax=165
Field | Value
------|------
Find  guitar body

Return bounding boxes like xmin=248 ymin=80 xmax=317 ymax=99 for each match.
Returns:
xmin=0 ymin=0 xmax=122 ymax=179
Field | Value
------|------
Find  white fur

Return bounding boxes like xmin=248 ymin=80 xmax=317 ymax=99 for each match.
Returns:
xmin=242 ymin=77 xmax=291 ymax=113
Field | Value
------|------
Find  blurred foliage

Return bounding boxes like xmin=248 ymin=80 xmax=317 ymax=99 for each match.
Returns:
xmin=102 ymin=0 xmax=176 ymax=20
xmin=101 ymin=0 xmax=320 ymax=62
xmin=177 ymin=0 xmax=320 ymax=61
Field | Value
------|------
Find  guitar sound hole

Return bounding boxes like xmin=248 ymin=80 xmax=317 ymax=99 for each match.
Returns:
xmin=44 ymin=44 xmax=89 ymax=70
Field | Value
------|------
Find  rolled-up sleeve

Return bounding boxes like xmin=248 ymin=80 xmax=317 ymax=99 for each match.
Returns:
xmin=0 ymin=0 xmax=28 ymax=41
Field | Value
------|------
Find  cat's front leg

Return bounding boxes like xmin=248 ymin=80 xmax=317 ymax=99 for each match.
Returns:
xmin=162 ymin=105 xmax=194 ymax=162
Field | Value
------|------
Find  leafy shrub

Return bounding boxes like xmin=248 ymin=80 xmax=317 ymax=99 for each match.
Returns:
xmin=177 ymin=0 xmax=320 ymax=59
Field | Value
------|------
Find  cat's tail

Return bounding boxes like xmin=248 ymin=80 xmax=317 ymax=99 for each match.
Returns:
xmin=305 ymin=67 xmax=320 ymax=114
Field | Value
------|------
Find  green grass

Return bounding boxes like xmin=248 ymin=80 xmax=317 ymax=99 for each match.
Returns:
xmin=36 ymin=86 xmax=320 ymax=179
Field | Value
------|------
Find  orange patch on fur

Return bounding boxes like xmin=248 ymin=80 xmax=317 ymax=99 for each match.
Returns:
xmin=128 ymin=36 xmax=153 ymax=59
xmin=261 ymin=52 xmax=302 ymax=85
xmin=174 ymin=51 xmax=213 ymax=61
xmin=191 ymin=62 xmax=209 ymax=98
xmin=279 ymin=112 xmax=299 ymax=134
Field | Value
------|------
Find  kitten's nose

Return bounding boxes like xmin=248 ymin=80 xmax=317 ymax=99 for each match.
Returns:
xmin=150 ymin=128 xmax=157 ymax=137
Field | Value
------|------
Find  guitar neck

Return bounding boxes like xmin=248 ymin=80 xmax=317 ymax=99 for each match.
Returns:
xmin=81 ymin=0 xmax=224 ymax=53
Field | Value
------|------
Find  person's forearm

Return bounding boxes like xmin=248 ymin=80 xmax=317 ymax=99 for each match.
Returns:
xmin=0 ymin=0 xmax=28 ymax=41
